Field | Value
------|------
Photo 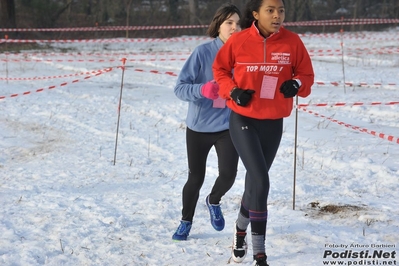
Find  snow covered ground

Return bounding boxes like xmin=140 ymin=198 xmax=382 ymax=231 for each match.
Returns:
xmin=1 ymin=27 xmax=398 ymax=265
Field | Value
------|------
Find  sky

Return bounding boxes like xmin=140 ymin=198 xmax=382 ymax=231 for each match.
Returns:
xmin=0 ymin=27 xmax=398 ymax=266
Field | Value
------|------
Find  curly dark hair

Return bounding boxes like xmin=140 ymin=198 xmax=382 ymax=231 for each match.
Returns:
xmin=240 ymin=0 xmax=285 ymax=29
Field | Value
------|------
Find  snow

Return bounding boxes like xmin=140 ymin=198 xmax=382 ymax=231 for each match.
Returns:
xmin=1 ymin=28 xmax=398 ymax=266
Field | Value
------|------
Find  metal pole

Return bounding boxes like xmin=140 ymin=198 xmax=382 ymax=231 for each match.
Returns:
xmin=5 ymin=35 xmax=9 ymax=83
xmin=293 ymin=95 xmax=299 ymax=210
xmin=113 ymin=58 xmax=127 ymax=165
xmin=340 ymin=17 xmax=347 ymax=94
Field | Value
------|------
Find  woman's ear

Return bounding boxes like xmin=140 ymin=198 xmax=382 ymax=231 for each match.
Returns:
xmin=252 ymin=11 xmax=259 ymax=20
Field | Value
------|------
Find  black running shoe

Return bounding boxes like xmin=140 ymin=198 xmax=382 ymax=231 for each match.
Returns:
xmin=232 ymin=222 xmax=247 ymax=262
xmin=253 ymin=253 xmax=269 ymax=266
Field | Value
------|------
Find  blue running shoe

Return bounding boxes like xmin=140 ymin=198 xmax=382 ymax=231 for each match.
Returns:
xmin=205 ymin=195 xmax=225 ymax=231
xmin=172 ymin=220 xmax=192 ymax=241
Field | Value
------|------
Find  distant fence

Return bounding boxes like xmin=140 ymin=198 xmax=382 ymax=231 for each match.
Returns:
xmin=1 ymin=18 xmax=399 ymax=33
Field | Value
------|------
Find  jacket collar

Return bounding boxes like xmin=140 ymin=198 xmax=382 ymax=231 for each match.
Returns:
xmin=214 ymin=36 xmax=224 ymax=49
xmin=250 ymin=21 xmax=281 ymax=40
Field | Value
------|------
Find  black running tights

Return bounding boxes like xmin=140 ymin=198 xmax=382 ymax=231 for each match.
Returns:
xmin=181 ymin=128 xmax=239 ymax=222
xmin=229 ymin=112 xmax=283 ymax=235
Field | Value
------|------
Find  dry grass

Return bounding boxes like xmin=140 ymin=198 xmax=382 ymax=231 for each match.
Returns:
xmin=306 ymin=201 xmax=366 ymax=218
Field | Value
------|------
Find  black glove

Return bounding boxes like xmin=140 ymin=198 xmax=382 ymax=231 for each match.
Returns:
xmin=230 ymin=88 xmax=255 ymax=106
xmin=279 ymin=80 xmax=299 ymax=98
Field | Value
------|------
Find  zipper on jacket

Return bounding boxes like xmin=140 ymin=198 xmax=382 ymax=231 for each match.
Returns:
xmin=263 ymin=39 xmax=267 ymax=63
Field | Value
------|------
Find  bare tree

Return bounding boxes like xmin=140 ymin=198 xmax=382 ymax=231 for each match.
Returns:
xmin=168 ymin=0 xmax=179 ymax=24
xmin=0 ymin=0 xmax=16 ymax=28
xmin=125 ymin=0 xmax=133 ymax=37
xmin=4 ymin=0 xmax=397 ymax=39
xmin=50 ymin=0 xmax=73 ymax=25
xmin=188 ymin=0 xmax=196 ymax=24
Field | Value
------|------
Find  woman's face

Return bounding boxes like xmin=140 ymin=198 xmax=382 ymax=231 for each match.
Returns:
xmin=218 ymin=13 xmax=241 ymax=43
xmin=253 ymin=0 xmax=285 ymax=37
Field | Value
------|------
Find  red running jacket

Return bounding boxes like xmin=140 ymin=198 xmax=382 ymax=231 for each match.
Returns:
xmin=213 ymin=23 xmax=314 ymax=120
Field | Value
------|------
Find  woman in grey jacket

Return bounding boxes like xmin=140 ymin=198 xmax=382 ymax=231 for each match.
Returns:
xmin=172 ymin=3 xmax=241 ymax=241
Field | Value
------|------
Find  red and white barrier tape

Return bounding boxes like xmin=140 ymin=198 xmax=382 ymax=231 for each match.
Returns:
xmin=1 ymin=30 xmax=398 ymax=44
xmin=0 ymin=68 xmax=113 ymax=81
xmin=2 ymin=63 xmax=396 ymax=145
xmin=0 ymin=68 xmax=176 ymax=83
xmin=0 ymin=68 xmax=173 ymax=100
xmin=297 ymin=101 xmax=399 ymax=108
xmin=127 ymin=67 xmax=177 ymax=77
xmin=2 ymin=47 xmax=398 ymax=63
xmin=0 ymin=37 xmax=211 ymax=44
xmin=1 ymin=19 xmax=398 ymax=32
xmin=314 ymin=81 xmax=397 ymax=87
xmin=2 ymin=36 xmax=398 ymax=44
xmin=300 ymin=33 xmax=399 ymax=40
xmin=309 ymin=48 xmax=399 ymax=53
xmin=0 ymin=68 xmax=114 ymax=100
xmin=0 ymin=25 xmax=209 ymax=32
xmin=1 ymin=64 xmax=397 ymax=86
xmin=284 ymin=18 xmax=399 ymax=26
xmin=0 ymin=51 xmax=192 ymax=57
xmin=4 ymin=49 xmax=398 ymax=58
xmin=309 ymin=49 xmax=399 ymax=56
xmin=0 ymin=58 xmax=188 ymax=63
xmin=299 ymin=107 xmax=399 ymax=144
xmin=310 ymin=52 xmax=399 ymax=57
xmin=1 ymin=51 xmax=398 ymax=62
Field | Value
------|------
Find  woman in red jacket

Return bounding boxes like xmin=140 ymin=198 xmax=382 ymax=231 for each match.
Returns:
xmin=212 ymin=0 xmax=314 ymax=265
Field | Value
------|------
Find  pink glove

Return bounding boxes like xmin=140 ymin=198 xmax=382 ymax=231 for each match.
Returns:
xmin=201 ymin=80 xmax=219 ymax=100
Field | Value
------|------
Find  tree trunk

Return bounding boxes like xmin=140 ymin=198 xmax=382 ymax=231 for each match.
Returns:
xmin=50 ymin=0 xmax=73 ymax=25
xmin=0 ymin=0 xmax=16 ymax=28
xmin=125 ymin=0 xmax=133 ymax=37
xmin=168 ymin=0 xmax=179 ymax=24
xmin=188 ymin=0 xmax=196 ymax=25
xmin=351 ymin=0 xmax=358 ymax=31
